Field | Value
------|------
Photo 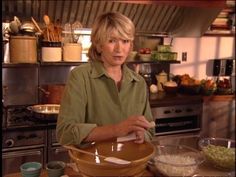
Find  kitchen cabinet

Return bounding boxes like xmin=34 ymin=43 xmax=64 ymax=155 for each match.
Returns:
xmin=201 ymin=95 xmax=235 ymax=139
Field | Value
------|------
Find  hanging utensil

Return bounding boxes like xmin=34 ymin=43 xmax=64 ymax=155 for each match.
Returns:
xmin=31 ymin=17 xmax=43 ymax=34
xmin=63 ymin=145 xmax=131 ymax=165
xmin=54 ymin=19 xmax=62 ymax=42
xmin=63 ymin=23 xmax=72 ymax=43
xmin=72 ymin=21 xmax=83 ymax=43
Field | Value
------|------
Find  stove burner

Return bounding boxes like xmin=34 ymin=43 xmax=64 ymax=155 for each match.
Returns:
xmin=6 ymin=106 xmax=54 ymax=127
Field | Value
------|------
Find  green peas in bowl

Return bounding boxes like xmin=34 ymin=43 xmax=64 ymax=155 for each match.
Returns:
xmin=198 ymin=137 xmax=235 ymax=171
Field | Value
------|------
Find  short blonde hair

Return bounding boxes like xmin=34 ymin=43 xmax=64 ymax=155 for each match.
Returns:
xmin=88 ymin=12 xmax=135 ymax=61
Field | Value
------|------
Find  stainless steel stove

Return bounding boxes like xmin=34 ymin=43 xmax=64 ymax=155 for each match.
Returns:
xmin=2 ymin=106 xmax=69 ymax=176
xmin=5 ymin=105 xmax=56 ymax=128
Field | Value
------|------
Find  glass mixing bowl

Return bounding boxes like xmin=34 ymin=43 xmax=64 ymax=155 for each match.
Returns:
xmin=198 ymin=137 xmax=235 ymax=171
xmin=153 ymin=145 xmax=204 ymax=176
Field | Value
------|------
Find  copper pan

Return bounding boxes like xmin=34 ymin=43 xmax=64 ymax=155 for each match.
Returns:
xmin=39 ymin=84 xmax=65 ymax=104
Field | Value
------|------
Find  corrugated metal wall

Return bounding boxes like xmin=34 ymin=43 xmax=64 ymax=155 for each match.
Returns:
xmin=2 ymin=0 xmax=223 ymax=36
xmin=2 ymin=0 xmax=182 ymax=35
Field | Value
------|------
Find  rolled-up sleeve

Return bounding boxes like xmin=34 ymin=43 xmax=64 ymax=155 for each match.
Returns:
xmin=56 ymin=69 xmax=97 ymax=145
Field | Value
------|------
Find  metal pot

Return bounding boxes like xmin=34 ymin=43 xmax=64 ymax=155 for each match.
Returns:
xmin=27 ymin=104 xmax=60 ymax=122
xmin=39 ymin=84 xmax=65 ymax=104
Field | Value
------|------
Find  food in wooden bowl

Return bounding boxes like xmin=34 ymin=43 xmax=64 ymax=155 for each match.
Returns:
xmin=162 ymin=81 xmax=178 ymax=94
xmin=68 ymin=140 xmax=155 ymax=176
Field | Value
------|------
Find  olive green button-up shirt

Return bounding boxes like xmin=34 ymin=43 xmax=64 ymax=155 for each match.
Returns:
xmin=56 ymin=61 xmax=154 ymax=145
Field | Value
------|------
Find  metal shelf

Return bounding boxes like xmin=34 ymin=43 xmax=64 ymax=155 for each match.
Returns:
xmin=2 ymin=60 xmax=181 ymax=67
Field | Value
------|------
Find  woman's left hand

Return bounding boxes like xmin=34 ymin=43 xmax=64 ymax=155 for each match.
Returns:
xmin=134 ymin=131 xmax=145 ymax=144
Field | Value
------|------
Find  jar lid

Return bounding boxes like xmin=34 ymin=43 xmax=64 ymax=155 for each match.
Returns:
xmin=159 ymin=70 xmax=167 ymax=76
xmin=41 ymin=41 xmax=62 ymax=47
xmin=10 ymin=35 xmax=36 ymax=40
xmin=63 ymin=43 xmax=82 ymax=46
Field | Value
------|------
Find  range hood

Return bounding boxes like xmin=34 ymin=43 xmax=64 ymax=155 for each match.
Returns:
xmin=2 ymin=0 xmax=226 ymax=37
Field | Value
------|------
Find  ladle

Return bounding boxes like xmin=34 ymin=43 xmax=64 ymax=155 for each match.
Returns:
xmin=63 ymin=145 xmax=131 ymax=165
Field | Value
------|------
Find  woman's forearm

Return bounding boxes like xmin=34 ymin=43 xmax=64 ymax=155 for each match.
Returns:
xmin=83 ymin=124 xmax=118 ymax=142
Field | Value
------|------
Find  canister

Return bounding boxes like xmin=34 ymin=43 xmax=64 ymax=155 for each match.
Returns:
xmin=9 ymin=36 xmax=37 ymax=63
xmin=41 ymin=42 xmax=62 ymax=62
xmin=156 ymin=70 xmax=168 ymax=91
xmin=63 ymin=43 xmax=82 ymax=62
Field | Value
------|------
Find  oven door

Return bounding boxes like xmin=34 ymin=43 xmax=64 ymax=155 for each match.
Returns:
xmin=2 ymin=147 xmax=45 ymax=176
xmin=47 ymin=129 xmax=70 ymax=162
xmin=154 ymin=115 xmax=201 ymax=136
xmin=151 ymin=104 xmax=202 ymax=136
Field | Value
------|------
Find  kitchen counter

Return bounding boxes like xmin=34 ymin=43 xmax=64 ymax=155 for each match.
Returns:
xmin=4 ymin=135 xmax=234 ymax=177
xmin=149 ymin=93 xmax=203 ymax=107
xmin=5 ymin=162 xmax=233 ymax=177
xmin=4 ymin=165 xmax=153 ymax=177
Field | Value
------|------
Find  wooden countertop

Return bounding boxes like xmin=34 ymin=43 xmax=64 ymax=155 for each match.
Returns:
xmin=203 ymin=94 xmax=235 ymax=102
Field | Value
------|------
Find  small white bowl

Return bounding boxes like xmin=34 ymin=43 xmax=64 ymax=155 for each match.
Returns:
xmin=20 ymin=162 xmax=42 ymax=177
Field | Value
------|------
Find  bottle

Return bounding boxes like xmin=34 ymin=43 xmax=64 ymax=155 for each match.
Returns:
xmin=156 ymin=70 xmax=168 ymax=91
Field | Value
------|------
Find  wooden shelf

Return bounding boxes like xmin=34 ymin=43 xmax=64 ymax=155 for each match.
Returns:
xmin=204 ymin=31 xmax=235 ymax=37
xmin=127 ymin=60 xmax=181 ymax=64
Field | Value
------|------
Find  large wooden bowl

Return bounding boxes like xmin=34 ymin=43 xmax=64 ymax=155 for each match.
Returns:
xmin=68 ymin=140 xmax=155 ymax=177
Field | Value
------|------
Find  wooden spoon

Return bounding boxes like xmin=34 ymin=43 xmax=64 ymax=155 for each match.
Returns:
xmin=31 ymin=17 xmax=43 ymax=34
xmin=63 ymin=145 xmax=131 ymax=165
xmin=43 ymin=15 xmax=50 ymax=41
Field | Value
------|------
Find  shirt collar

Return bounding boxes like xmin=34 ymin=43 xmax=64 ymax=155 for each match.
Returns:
xmin=90 ymin=61 xmax=140 ymax=83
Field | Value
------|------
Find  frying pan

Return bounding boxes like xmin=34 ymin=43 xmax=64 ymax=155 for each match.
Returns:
xmin=27 ymin=104 xmax=60 ymax=122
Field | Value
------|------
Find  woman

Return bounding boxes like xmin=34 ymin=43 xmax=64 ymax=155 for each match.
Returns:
xmin=56 ymin=12 xmax=154 ymax=146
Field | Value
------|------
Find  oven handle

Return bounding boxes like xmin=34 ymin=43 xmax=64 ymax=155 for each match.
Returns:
xmin=17 ymin=133 xmax=40 ymax=140
xmin=155 ymin=128 xmax=201 ymax=136
xmin=54 ymin=147 xmax=68 ymax=154
xmin=2 ymin=150 xmax=42 ymax=158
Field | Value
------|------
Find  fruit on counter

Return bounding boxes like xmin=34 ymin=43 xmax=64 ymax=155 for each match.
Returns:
xmin=217 ymin=78 xmax=231 ymax=89
xmin=150 ymin=84 xmax=158 ymax=93
xmin=179 ymin=74 xmax=201 ymax=86
xmin=139 ymin=48 xmax=151 ymax=54
xmin=172 ymin=74 xmax=201 ymax=94
xmin=216 ymin=78 xmax=232 ymax=95
xmin=201 ymin=79 xmax=217 ymax=90
xmin=200 ymin=79 xmax=217 ymax=95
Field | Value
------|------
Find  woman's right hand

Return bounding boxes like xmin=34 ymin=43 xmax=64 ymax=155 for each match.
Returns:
xmin=114 ymin=115 xmax=152 ymax=137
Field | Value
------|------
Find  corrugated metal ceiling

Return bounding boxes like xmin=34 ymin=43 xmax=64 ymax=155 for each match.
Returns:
xmin=2 ymin=0 xmax=224 ymax=37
